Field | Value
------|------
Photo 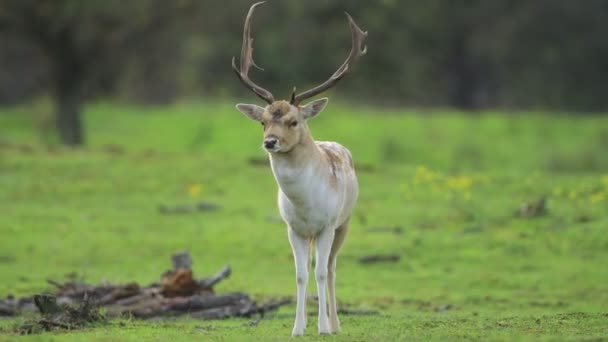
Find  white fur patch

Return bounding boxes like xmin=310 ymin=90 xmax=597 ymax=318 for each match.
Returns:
xmin=271 ymin=141 xmax=358 ymax=238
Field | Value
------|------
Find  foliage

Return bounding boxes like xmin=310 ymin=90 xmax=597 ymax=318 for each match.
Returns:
xmin=1 ymin=1 xmax=608 ymax=111
xmin=0 ymin=0 xmax=201 ymax=144
xmin=0 ymin=103 xmax=607 ymax=340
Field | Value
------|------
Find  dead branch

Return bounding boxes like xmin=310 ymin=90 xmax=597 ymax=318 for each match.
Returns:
xmin=358 ymin=254 xmax=401 ymax=264
xmin=198 ymin=265 xmax=231 ymax=289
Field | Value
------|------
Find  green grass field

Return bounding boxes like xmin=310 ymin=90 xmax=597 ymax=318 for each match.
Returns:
xmin=1 ymin=102 xmax=607 ymax=341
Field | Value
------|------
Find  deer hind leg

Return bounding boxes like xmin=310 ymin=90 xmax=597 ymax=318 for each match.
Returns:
xmin=328 ymin=218 xmax=349 ymax=333
xmin=288 ymin=228 xmax=311 ymax=336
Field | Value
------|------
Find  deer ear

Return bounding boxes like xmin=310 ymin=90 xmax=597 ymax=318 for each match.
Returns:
xmin=301 ymin=98 xmax=329 ymax=120
xmin=236 ymin=103 xmax=265 ymax=122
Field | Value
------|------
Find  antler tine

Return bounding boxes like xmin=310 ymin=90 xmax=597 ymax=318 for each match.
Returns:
xmin=290 ymin=86 xmax=297 ymax=104
xmin=231 ymin=1 xmax=275 ymax=104
xmin=291 ymin=12 xmax=367 ymax=105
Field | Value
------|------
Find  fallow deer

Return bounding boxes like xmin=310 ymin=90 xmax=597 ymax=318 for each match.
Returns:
xmin=232 ymin=2 xmax=367 ymax=336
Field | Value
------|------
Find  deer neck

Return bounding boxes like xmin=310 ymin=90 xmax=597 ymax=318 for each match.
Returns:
xmin=268 ymin=127 xmax=321 ymax=194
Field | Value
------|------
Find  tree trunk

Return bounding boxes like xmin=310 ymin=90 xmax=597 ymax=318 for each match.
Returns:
xmin=49 ymin=30 xmax=86 ymax=146
xmin=447 ymin=36 xmax=478 ymax=110
xmin=55 ymin=84 xmax=84 ymax=146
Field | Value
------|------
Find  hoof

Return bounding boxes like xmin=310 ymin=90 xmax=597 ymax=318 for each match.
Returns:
xmin=330 ymin=320 xmax=341 ymax=333
xmin=318 ymin=324 xmax=331 ymax=335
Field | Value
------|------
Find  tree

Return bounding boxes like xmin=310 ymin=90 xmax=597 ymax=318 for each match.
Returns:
xmin=2 ymin=0 xmax=608 ymax=115
xmin=0 ymin=0 xmax=198 ymax=145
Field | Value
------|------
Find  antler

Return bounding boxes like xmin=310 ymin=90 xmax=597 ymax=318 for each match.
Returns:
xmin=231 ymin=1 xmax=275 ymax=104
xmin=291 ymin=13 xmax=368 ymax=106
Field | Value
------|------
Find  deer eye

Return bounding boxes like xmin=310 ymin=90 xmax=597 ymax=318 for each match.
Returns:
xmin=261 ymin=122 xmax=266 ymax=127
xmin=289 ymin=121 xmax=298 ymax=128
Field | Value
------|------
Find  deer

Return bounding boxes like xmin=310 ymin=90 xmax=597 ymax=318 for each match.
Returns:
xmin=232 ymin=2 xmax=367 ymax=336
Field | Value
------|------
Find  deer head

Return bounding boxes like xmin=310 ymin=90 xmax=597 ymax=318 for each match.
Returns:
xmin=233 ymin=1 xmax=367 ymax=153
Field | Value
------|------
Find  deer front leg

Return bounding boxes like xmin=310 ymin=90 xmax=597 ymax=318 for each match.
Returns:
xmin=288 ymin=228 xmax=310 ymax=336
xmin=315 ymin=227 xmax=335 ymax=335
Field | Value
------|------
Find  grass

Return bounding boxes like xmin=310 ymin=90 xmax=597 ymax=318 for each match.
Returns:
xmin=0 ymin=101 xmax=607 ymax=341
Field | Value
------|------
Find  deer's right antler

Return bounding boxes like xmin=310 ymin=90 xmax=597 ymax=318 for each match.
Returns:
xmin=231 ymin=1 xmax=275 ymax=104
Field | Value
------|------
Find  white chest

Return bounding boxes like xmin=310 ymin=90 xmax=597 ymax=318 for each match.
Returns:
xmin=271 ymin=161 xmax=343 ymax=237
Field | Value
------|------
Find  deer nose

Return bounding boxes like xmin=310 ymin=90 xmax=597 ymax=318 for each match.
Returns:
xmin=264 ymin=138 xmax=278 ymax=149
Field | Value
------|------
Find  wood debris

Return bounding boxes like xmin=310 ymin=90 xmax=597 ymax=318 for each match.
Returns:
xmin=0 ymin=252 xmax=290 ymax=334
xmin=516 ymin=196 xmax=548 ymax=218
xmin=358 ymin=254 xmax=401 ymax=264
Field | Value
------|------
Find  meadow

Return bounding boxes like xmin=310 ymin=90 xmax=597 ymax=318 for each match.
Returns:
xmin=0 ymin=102 xmax=607 ymax=341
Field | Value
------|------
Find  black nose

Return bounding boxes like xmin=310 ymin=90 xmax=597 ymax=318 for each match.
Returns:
xmin=264 ymin=138 xmax=277 ymax=149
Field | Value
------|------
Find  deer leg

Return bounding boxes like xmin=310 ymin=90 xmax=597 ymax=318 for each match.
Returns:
xmin=328 ymin=220 xmax=349 ymax=333
xmin=288 ymin=228 xmax=310 ymax=336
xmin=315 ymin=227 xmax=335 ymax=334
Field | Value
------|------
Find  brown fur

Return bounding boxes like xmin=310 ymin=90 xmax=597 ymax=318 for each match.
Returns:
xmin=266 ymin=100 xmax=291 ymax=122
xmin=261 ymin=101 xmax=303 ymax=154
xmin=318 ymin=143 xmax=353 ymax=190
xmin=319 ymin=145 xmax=341 ymax=188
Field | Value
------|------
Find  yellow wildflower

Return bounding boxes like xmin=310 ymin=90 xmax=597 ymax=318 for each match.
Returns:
xmin=414 ymin=165 xmax=438 ymax=183
xmin=188 ymin=184 xmax=203 ymax=198
xmin=590 ymin=192 xmax=605 ymax=204
xmin=416 ymin=165 xmax=428 ymax=174
xmin=446 ymin=176 xmax=472 ymax=190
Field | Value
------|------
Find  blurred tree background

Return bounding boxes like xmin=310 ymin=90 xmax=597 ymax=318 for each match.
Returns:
xmin=1 ymin=0 xmax=607 ymax=145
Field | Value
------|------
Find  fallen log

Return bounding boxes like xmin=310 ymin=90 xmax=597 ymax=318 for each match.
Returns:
xmin=168 ymin=293 xmax=250 ymax=312
xmin=1 ymin=252 xmax=290 ymax=335
xmin=189 ymin=303 xmax=254 ymax=319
